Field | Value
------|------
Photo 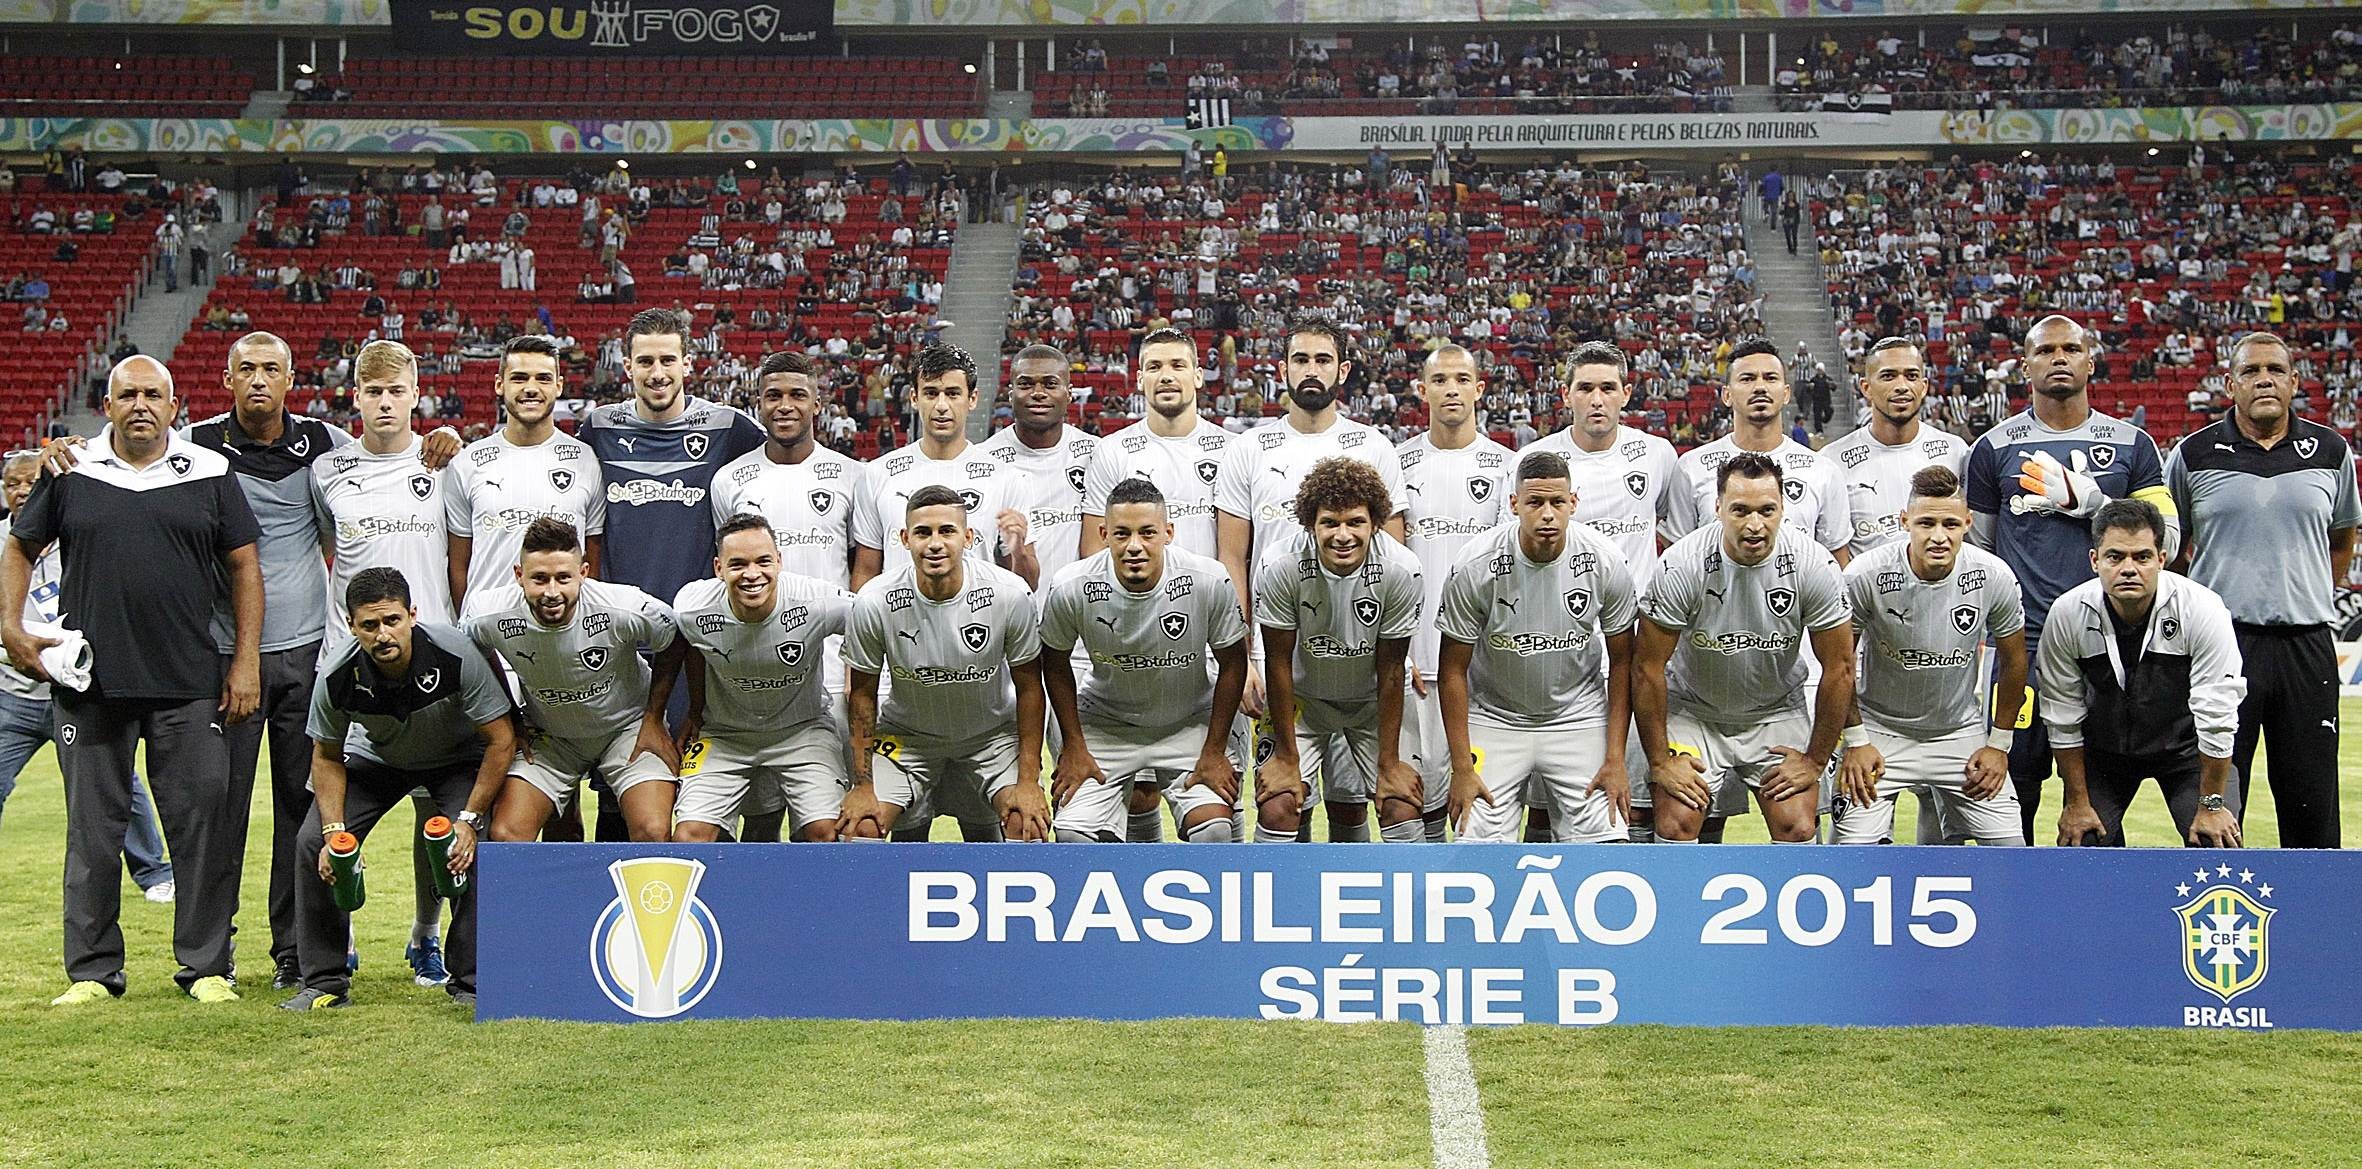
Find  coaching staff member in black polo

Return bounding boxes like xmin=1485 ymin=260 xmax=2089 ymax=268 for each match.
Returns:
xmin=285 ymin=567 xmax=515 ymax=1010
xmin=2039 ymin=499 xmax=2246 ymax=848
xmin=2166 ymin=330 xmax=2359 ymax=848
xmin=2 ymin=355 xmax=263 ymax=1005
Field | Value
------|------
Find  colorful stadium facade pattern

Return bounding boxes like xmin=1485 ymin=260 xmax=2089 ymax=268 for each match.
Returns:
xmin=479 ymin=844 xmax=2357 ymax=1030
xmin=8 ymin=104 xmax=2362 ymax=154
xmin=829 ymin=0 xmax=2361 ymax=26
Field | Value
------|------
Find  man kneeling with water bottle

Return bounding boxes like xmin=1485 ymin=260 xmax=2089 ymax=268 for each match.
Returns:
xmin=286 ymin=567 xmax=517 ymax=1010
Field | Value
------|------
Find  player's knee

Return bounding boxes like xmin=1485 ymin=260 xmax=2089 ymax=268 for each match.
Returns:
xmin=1256 ymin=788 xmax=1302 ymax=836
xmin=1377 ymin=794 xmax=1423 ymax=827
xmin=846 ymin=817 xmax=886 ymax=840
xmin=1327 ymin=800 xmax=1368 ymax=827
xmin=792 ymin=820 xmax=836 ymax=843
xmin=1126 ymin=785 xmax=1162 ymax=814
xmin=1054 ymin=827 xmax=1115 ymax=844
xmin=489 ymin=816 xmax=538 ymax=844
xmin=1181 ymin=808 xmax=1235 ymax=843
xmin=671 ymin=821 xmax=724 ymax=844
xmin=627 ymin=812 xmax=672 ymax=843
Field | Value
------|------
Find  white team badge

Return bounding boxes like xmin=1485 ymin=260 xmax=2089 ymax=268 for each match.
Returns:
xmin=1067 ymin=466 xmax=1087 ymax=495
xmin=2162 ymin=616 xmax=2180 ymax=642
xmin=957 ymin=489 xmax=983 ymax=512
xmin=1353 ymin=596 xmax=1381 ymax=626
xmin=57 ymin=724 xmax=75 ymax=745
xmin=1161 ymin=611 xmax=1189 ymax=640
xmin=1195 ymin=460 xmax=1219 ymax=484
xmin=1952 ymin=604 xmax=1978 ymax=635
xmin=779 ymin=641 xmax=804 ymax=667
xmin=2297 ymin=436 xmax=2320 ymax=459
xmin=409 ymin=473 xmax=434 ymax=500
xmin=1767 ymin=588 xmax=1795 ymax=618
xmin=1565 ymin=589 xmax=1591 ymax=620
xmin=2090 ymin=444 xmax=2115 ymax=469
xmin=1782 ymin=477 xmax=1805 ymax=502
xmin=684 ymin=433 xmax=709 ymax=461
xmin=416 ymin=668 xmax=442 ymax=693
xmin=290 ymin=434 xmax=310 ymax=457
xmin=808 ymin=489 xmax=833 ymax=515
xmin=959 ymin=622 xmax=991 ymax=653
xmin=1624 ymin=471 xmax=1648 ymax=498
xmin=166 ymin=453 xmax=192 ymax=477
xmin=579 ymin=647 xmax=611 ymax=671
xmin=1467 ymin=477 xmax=1493 ymax=503
xmin=551 ymin=469 xmax=576 ymax=492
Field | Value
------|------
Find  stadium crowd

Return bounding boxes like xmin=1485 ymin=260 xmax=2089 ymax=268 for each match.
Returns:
xmin=1777 ymin=21 xmax=2362 ymax=111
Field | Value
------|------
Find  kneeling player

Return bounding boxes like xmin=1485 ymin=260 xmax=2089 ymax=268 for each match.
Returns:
xmin=1041 ymin=479 xmax=1249 ymax=843
xmin=1253 ymin=457 xmax=1426 ymax=843
xmin=462 ymin=518 xmax=684 ymax=844
xmin=838 ymin=486 xmax=1051 ymax=841
xmin=1636 ymin=454 xmax=1853 ymax=843
xmin=1837 ymin=467 xmax=2029 ymax=845
xmin=1438 ymin=451 xmax=1639 ymax=842
xmin=672 ymin=515 xmax=855 ymax=842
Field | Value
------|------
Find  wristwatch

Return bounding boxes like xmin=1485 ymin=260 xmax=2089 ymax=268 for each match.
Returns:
xmin=2198 ymin=794 xmax=2228 ymax=812
xmin=456 ymin=810 xmax=487 ymax=831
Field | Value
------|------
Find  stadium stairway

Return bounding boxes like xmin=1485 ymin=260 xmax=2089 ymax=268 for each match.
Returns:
xmin=62 ymin=215 xmax=247 ymax=437
xmin=1747 ymin=195 xmax=1854 ymax=438
xmin=940 ymin=218 xmax=1022 ymax=435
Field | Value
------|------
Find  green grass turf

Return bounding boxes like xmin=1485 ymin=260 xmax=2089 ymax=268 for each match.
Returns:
xmin=0 ymin=703 xmax=2357 ymax=1166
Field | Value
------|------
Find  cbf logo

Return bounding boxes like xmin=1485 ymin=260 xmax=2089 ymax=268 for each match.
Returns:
xmin=2174 ymin=865 xmax=2276 ymax=1028
xmin=591 ymin=857 xmax=723 ymax=1019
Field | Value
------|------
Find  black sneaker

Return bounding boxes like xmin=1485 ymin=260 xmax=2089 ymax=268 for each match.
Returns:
xmin=272 ymin=960 xmax=301 ymax=990
xmin=448 ymin=989 xmax=476 ymax=1009
xmin=278 ymin=988 xmax=350 ymax=1011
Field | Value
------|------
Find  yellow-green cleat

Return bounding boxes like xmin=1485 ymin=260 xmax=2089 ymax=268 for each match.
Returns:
xmin=50 ymin=980 xmax=116 ymax=1006
xmin=185 ymin=975 xmax=240 ymax=1004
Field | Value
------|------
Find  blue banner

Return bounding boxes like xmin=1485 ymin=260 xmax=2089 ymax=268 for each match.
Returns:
xmin=476 ymin=844 xmax=2359 ymax=1030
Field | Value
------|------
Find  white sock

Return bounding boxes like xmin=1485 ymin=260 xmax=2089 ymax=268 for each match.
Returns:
xmin=1379 ymin=819 xmax=1424 ymax=843
xmin=1126 ymin=810 xmax=1165 ymax=843
xmin=1422 ymin=808 xmax=1448 ymax=843
xmin=1255 ymin=818 xmax=1300 ymax=843
xmin=1653 ymin=833 xmax=1699 ymax=844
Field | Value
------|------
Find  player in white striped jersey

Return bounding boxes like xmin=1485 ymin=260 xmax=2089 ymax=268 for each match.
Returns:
xmin=1820 ymin=337 xmax=1971 ymax=846
xmin=312 ymin=342 xmax=456 ymax=669
xmin=1437 ymin=450 xmax=1640 ymax=843
xmin=851 ymin=343 xmax=1036 ymax=593
xmin=1523 ymin=340 xmax=1684 ymax=841
xmin=1082 ymin=328 xmax=1231 ymax=561
xmin=838 ymin=486 xmax=1050 ymax=842
xmin=1837 ymin=466 xmax=2029 ymax=845
xmin=1636 ymin=453 xmax=1855 ymax=843
xmin=1251 ymin=458 xmax=1426 ymax=843
xmin=1525 ymin=341 xmax=1683 ymax=577
xmin=1396 ymin=344 xmax=1510 ymax=841
xmin=463 ymin=518 xmax=685 ymax=844
xmin=1080 ymin=327 xmax=1236 ymax=841
xmin=1216 ymin=316 xmax=1408 ymax=725
xmin=1824 ymin=338 xmax=1970 ymax=558
xmin=1664 ymin=338 xmax=1851 ymax=563
xmin=980 ymin=343 xmax=1097 ymax=589
xmin=671 ymin=516 xmax=855 ymax=843
xmin=443 ymin=335 xmax=606 ymax=609
xmin=709 ymin=351 xmax=867 ymax=589
xmin=1040 ymin=479 xmax=1249 ymax=843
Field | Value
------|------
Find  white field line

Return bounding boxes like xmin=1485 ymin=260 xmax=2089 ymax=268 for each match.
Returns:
xmin=1422 ymin=1024 xmax=1492 ymax=1169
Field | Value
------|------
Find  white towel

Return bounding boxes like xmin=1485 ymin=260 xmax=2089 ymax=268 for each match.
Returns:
xmin=24 ymin=619 xmax=91 ymax=692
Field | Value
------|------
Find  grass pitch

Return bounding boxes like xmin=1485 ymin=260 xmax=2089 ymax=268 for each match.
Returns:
xmin=0 ymin=705 xmax=2357 ymax=1167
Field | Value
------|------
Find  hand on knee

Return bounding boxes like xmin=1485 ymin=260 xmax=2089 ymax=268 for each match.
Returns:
xmin=1256 ymin=787 xmax=1302 ymax=837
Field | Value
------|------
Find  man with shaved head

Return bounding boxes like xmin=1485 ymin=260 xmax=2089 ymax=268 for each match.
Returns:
xmin=1962 ymin=313 xmax=2178 ymax=843
xmin=3 ymin=355 xmax=264 ymax=1006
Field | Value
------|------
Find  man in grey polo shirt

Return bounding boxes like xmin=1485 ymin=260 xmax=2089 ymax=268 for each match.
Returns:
xmin=2165 ymin=330 xmax=2359 ymax=847
xmin=285 ymin=567 xmax=516 ymax=1010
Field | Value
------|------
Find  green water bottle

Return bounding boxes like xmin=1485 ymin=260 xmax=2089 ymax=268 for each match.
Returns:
xmin=421 ymin=816 xmax=469 ymax=898
xmin=326 ymin=831 xmax=366 ymax=912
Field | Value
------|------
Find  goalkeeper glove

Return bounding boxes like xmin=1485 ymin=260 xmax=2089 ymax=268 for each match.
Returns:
xmin=2012 ymin=449 xmax=2103 ymax=517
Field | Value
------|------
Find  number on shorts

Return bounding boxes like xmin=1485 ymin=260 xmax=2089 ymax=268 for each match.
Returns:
xmin=2012 ymin=687 xmax=2034 ymax=731
xmin=678 ymin=738 xmax=709 ymax=777
xmin=872 ymin=735 xmax=902 ymax=761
